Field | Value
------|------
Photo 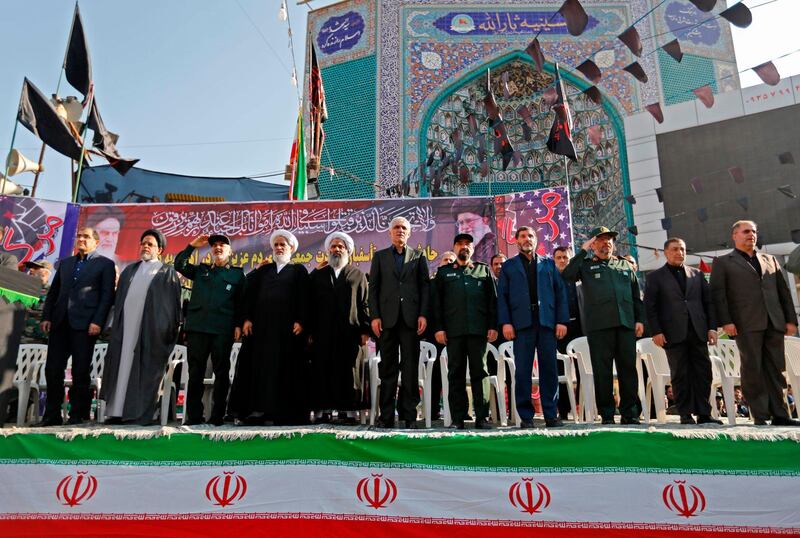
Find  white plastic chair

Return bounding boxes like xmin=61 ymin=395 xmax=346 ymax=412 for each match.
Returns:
xmin=636 ymin=338 xmax=671 ymax=424
xmin=159 ymin=345 xmax=188 ymax=426
xmin=708 ymin=340 xmax=741 ymax=425
xmin=784 ymin=337 xmax=800 ymax=416
xmin=368 ymin=342 xmax=435 ymax=427
xmin=567 ymin=337 xmax=597 ymax=423
xmin=229 ymin=342 xmax=241 ymax=383
xmin=13 ymin=344 xmax=48 ymax=426
xmin=485 ymin=344 xmax=506 ymax=426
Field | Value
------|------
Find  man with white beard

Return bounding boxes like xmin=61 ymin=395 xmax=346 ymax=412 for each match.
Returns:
xmin=101 ymin=229 xmax=182 ymax=425
xmin=308 ymin=232 xmax=370 ymax=424
xmin=175 ymin=234 xmax=246 ymax=426
xmin=228 ymin=230 xmax=310 ymax=425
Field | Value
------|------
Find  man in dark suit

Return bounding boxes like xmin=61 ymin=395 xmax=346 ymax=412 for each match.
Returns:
xmin=711 ymin=220 xmax=799 ymax=427
xmin=368 ymin=216 xmax=430 ymax=428
xmin=644 ymin=238 xmax=721 ymax=425
xmin=40 ymin=227 xmax=115 ymax=426
xmin=497 ymin=226 xmax=569 ymax=428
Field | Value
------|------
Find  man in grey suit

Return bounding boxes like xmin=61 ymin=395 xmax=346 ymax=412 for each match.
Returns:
xmin=40 ymin=227 xmax=116 ymax=426
xmin=645 ymin=238 xmax=721 ymax=425
xmin=368 ymin=216 xmax=430 ymax=428
xmin=711 ymin=220 xmax=799 ymax=427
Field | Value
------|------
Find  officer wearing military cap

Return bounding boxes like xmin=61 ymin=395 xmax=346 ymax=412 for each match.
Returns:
xmin=175 ymin=234 xmax=246 ymax=425
xmin=562 ymin=226 xmax=645 ymax=425
xmin=432 ymin=233 xmax=497 ymax=429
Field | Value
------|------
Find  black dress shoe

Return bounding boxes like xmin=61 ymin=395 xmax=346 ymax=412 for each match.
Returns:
xmin=620 ymin=417 xmax=641 ymax=425
xmin=103 ymin=417 xmax=123 ymax=425
xmin=601 ymin=417 xmax=615 ymax=425
xmin=753 ymin=418 xmax=769 ymax=426
xmin=66 ymin=416 xmax=84 ymax=426
xmin=37 ymin=416 xmax=63 ymax=427
xmin=771 ymin=417 xmax=800 ymax=427
xmin=545 ymin=417 xmax=564 ymax=428
xmin=696 ymin=415 xmax=722 ymax=425
xmin=403 ymin=420 xmax=418 ymax=429
xmin=207 ymin=416 xmax=225 ymax=427
xmin=475 ymin=418 xmax=494 ymax=430
xmin=449 ymin=421 xmax=465 ymax=430
xmin=375 ymin=419 xmax=395 ymax=429
xmin=680 ymin=415 xmax=696 ymax=425
xmin=183 ymin=417 xmax=205 ymax=426
xmin=519 ymin=419 xmax=535 ymax=429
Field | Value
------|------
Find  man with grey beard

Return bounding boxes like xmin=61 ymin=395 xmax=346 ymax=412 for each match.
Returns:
xmin=175 ymin=233 xmax=246 ymax=426
xmin=308 ymin=232 xmax=370 ymax=423
xmin=101 ymin=229 xmax=182 ymax=425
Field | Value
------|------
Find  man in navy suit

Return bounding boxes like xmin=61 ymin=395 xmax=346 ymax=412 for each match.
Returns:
xmin=40 ymin=227 xmax=115 ymax=426
xmin=497 ymin=226 xmax=569 ymax=428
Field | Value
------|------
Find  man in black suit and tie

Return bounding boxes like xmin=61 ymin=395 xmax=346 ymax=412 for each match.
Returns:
xmin=368 ymin=216 xmax=430 ymax=428
xmin=644 ymin=238 xmax=721 ymax=425
xmin=711 ymin=220 xmax=799 ymax=427
xmin=40 ymin=227 xmax=115 ymax=426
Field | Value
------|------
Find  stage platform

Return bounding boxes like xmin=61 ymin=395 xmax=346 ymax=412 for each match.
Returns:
xmin=1 ymin=419 xmax=798 ymax=537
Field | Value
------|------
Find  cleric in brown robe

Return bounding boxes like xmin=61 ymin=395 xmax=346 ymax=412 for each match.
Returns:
xmin=308 ymin=232 xmax=370 ymax=424
xmin=228 ymin=229 xmax=310 ymax=426
xmin=100 ymin=229 xmax=182 ymax=425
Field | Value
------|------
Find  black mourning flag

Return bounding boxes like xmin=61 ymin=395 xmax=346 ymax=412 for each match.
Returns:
xmin=88 ymin=98 xmax=139 ymax=175
xmin=545 ymin=65 xmax=577 ymax=161
xmin=65 ymin=3 xmax=92 ymax=100
xmin=17 ymin=78 xmax=82 ymax=161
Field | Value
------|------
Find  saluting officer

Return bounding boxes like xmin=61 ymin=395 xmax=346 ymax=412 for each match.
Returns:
xmin=562 ymin=226 xmax=644 ymax=425
xmin=175 ymin=234 xmax=246 ymax=426
xmin=433 ymin=233 xmax=497 ymax=430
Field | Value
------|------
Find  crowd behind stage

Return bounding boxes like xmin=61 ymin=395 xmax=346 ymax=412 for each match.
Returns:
xmin=6 ymin=217 xmax=800 ymax=429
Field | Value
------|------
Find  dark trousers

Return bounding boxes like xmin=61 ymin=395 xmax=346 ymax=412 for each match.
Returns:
xmin=447 ymin=335 xmax=489 ymax=422
xmin=664 ymin=326 xmax=712 ymax=416
xmin=44 ymin=323 xmax=98 ymax=421
xmin=514 ymin=317 xmax=559 ymax=421
xmin=186 ymin=331 xmax=233 ymax=421
xmin=587 ymin=326 xmax=640 ymax=420
xmin=378 ymin=321 xmax=419 ymax=423
xmin=735 ymin=329 xmax=789 ymax=421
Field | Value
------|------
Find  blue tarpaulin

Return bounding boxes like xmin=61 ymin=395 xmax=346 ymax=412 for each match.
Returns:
xmin=78 ymin=165 xmax=289 ymax=203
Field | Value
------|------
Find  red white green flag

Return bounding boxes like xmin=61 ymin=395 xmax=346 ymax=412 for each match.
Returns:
xmin=288 ymin=109 xmax=307 ymax=201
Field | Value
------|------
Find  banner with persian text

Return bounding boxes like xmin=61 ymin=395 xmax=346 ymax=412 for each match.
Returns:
xmin=0 ymin=195 xmax=80 ymax=266
xmin=77 ymin=187 xmax=573 ymax=273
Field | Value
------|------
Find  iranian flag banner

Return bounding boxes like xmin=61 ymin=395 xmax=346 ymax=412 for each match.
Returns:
xmin=0 ymin=430 xmax=798 ymax=536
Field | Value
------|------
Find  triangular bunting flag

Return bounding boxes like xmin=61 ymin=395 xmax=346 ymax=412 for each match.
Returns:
xmin=693 ymin=85 xmax=714 ymax=108
xmin=623 ymin=62 xmax=648 ymax=83
xmin=661 ymin=39 xmax=683 ymax=62
xmin=720 ymin=3 xmax=752 ymax=28
xmin=525 ymin=39 xmax=546 ymax=72
xmin=618 ymin=26 xmax=643 ymax=57
xmin=576 ymin=59 xmax=602 ymax=83
xmin=645 ymin=103 xmax=664 ymax=123
xmin=752 ymin=61 xmax=780 ymax=86
xmin=558 ymin=0 xmax=590 ymax=36
xmin=728 ymin=166 xmax=745 ymax=184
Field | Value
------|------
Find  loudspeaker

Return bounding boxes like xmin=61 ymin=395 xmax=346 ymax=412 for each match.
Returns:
xmin=0 ymin=176 xmax=23 ymax=195
xmin=5 ymin=150 xmax=43 ymax=176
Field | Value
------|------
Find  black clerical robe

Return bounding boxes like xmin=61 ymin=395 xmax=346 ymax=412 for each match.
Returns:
xmin=100 ymin=262 xmax=182 ymax=424
xmin=308 ymin=264 xmax=370 ymax=412
xmin=228 ymin=262 xmax=310 ymax=425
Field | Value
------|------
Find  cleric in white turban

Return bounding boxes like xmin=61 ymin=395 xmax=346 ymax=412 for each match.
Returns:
xmin=324 ymin=231 xmax=354 ymax=255
xmin=228 ymin=226 xmax=311 ymax=426
xmin=269 ymin=229 xmax=299 ymax=254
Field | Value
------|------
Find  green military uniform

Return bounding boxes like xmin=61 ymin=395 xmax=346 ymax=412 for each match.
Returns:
xmin=175 ymin=243 xmax=246 ymax=423
xmin=433 ymin=261 xmax=497 ymax=425
xmin=562 ymin=245 xmax=644 ymax=422
xmin=21 ymin=285 xmax=49 ymax=344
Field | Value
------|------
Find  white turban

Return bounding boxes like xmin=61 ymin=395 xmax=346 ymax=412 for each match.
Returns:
xmin=270 ymin=229 xmax=299 ymax=252
xmin=325 ymin=231 xmax=355 ymax=254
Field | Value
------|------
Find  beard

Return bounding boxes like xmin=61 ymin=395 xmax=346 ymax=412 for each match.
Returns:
xmin=274 ymin=252 xmax=292 ymax=265
xmin=329 ymin=252 xmax=349 ymax=269
xmin=457 ymin=249 xmax=470 ymax=262
xmin=140 ymin=251 xmax=156 ymax=262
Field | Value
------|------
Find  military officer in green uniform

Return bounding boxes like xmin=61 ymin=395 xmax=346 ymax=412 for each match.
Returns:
xmin=562 ymin=226 xmax=644 ymax=425
xmin=175 ymin=234 xmax=246 ymax=425
xmin=433 ymin=233 xmax=498 ymax=429
xmin=21 ymin=260 xmax=53 ymax=344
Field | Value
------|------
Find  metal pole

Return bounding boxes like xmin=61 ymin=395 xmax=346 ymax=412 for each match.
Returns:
xmin=72 ymin=89 xmax=94 ymax=203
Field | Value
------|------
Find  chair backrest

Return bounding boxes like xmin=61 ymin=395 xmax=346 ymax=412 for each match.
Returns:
xmin=419 ymin=341 xmax=436 ymax=379
xmin=498 ymin=341 xmax=514 ymax=363
xmin=785 ymin=337 xmax=800 ymax=376
xmin=710 ymin=340 xmax=741 ymax=378
xmin=486 ymin=343 xmax=501 ymax=383
xmin=170 ymin=345 xmax=189 ymax=384
xmin=13 ymin=344 xmax=48 ymax=384
xmin=91 ymin=343 xmax=108 ymax=379
xmin=229 ymin=342 xmax=242 ymax=382
xmin=636 ymin=338 xmax=671 ymax=378
xmin=566 ymin=337 xmax=593 ymax=376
